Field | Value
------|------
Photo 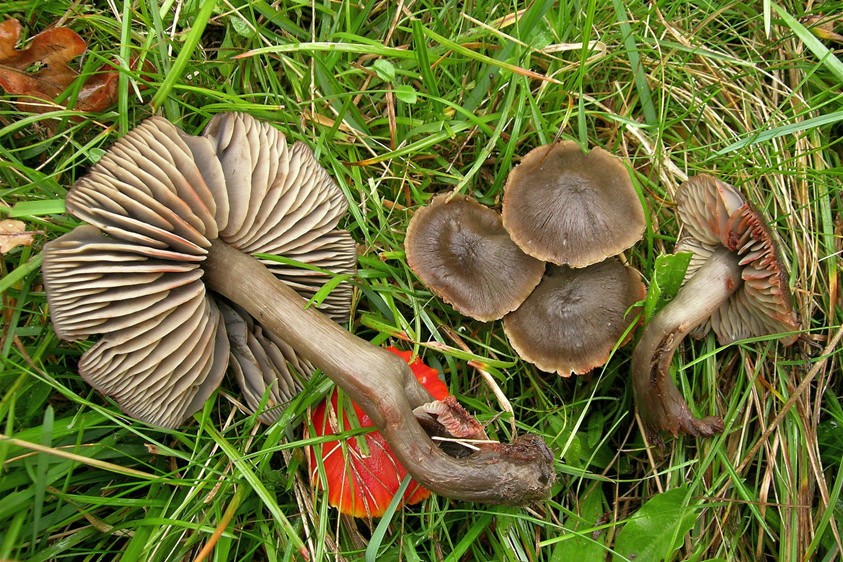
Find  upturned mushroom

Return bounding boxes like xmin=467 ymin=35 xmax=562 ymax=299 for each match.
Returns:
xmin=405 ymin=193 xmax=545 ymax=321
xmin=501 ymin=141 xmax=645 ymax=268
xmin=632 ymin=175 xmax=800 ymax=439
xmin=44 ymin=112 xmax=355 ymax=425
xmin=503 ymin=259 xmax=646 ymax=375
xmin=43 ymin=113 xmax=554 ymax=505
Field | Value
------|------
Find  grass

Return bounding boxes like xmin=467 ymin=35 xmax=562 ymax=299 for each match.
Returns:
xmin=1 ymin=0 xmax=841 ymax=560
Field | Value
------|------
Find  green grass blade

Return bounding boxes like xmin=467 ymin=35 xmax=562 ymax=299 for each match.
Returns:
xmin=365 ymin=476 xmax=412 ymax=562
xmin=150 ymin=0 xmax=218 ymax=112
xmin=611 ymin=0 xmax=657 ymax=126
xmin=716 ymin=110 xmax=843 ymax=154
xmin=772 ymin=3 xmax=843 ymax=82
xmin=201 ymin=423 xmax=306 ymax=557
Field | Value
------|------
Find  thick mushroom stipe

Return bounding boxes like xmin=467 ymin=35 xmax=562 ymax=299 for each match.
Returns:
xmin=204 ymin=239 xmax=555 ymax=504
xmin=405 ymin=193 xmax=545 ymax=321
xmin=44 ymin=113 xmax=555 ymax=505
xmin=502 ymin=141 xmax=645 ymax=268
xmin=632 ymin=246 xmax=738 ymax=437
xmin=632 ymin=175 xmax=799 ymax=440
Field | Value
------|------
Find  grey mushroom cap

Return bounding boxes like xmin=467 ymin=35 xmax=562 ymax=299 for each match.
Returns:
xmin=676 ymin=175 xmax=799 ymax=345
xmin=405 ymin=193 xmax=545 ymax=321
xmin=43 ymin=114 xmax=356 ymax=427
xmin=502 ymin=141 xmax=646 ymax=268
xmin=503 ymin=258 xmax=646 ymax=376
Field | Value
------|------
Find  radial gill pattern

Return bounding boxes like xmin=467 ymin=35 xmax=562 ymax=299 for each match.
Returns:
xmin=675 ymin=175 xmax=799 ymax=346
xmin=43 ymin=113 xmax=356 ymax=427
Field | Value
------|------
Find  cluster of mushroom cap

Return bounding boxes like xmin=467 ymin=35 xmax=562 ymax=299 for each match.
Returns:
xmin=43 ymin=112 xmax=555 ymax=507
xmin=405 ymin=141 xmax=647 ymax=376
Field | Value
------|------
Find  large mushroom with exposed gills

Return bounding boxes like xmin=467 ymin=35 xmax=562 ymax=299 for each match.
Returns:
xmin=43 ymin=113 xmax=555 ymax=505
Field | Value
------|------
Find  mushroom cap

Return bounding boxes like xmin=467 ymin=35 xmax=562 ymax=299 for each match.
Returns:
xmin=43 ymin=114 xmax=356 ymax=427
xmin=503 ymin=259 xmax=646 ymax=376
xmin=307 ymin=347 xmax=449 ymax=518
xmin=501 ymin=141 xmax=645 ymax=268
xmin=675 ymin=175 xmax=799 ymax=345
xmin=405 ymin=193 xmax=545 ymax=321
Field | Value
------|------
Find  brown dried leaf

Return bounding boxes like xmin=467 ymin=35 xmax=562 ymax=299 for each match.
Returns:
xmin=0 ymin=18 xmax=153 ymax=113
xmin=0 ymin=219 xmax=35 ymax=253
xmin=0 ymin=18 xmax=86 ymax=102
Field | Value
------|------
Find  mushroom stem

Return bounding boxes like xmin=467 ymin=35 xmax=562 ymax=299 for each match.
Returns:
xmin=632 ymin=246 xmax=743 ymax=439
xmin=202 ymin=238 xmax=554 ymax=504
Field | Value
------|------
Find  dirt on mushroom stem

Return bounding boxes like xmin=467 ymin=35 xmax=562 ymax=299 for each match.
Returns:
xmin=632 ymin=246 xmax=743 ymax=439
xmin=201 ymin=238 xmax=555 ymax=505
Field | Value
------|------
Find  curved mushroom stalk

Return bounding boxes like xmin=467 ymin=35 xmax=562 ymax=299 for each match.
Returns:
xmin=633 ymin=175 xmax=800 ymax=441
xmin=42 ymin=113 xmax=555 ymax=506
xmin=632 ymin=246 xmax=740 ymax=438
xmin=203 ymin=239 xmax=555 ymax=504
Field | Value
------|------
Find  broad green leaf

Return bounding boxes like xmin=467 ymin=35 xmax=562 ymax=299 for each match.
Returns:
xmin=643 ymin=252 xmax=692 ymax=321
xmin=551 ymin=484 xmax=610 ymax=561
xmin=372 ymin=59 xmax=396 ymax=82
xmin=613 ymin=486 xmax=698 ymax=562
xmin=395 ymin=84 xmax=418 ymax=104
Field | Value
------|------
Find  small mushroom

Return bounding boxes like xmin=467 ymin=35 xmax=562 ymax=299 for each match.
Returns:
xmin=405 ymin=193 xmax=545 ymax=321
xmin=632 ymin=175 xmax=800 ymax=439
xmin=43 ymin=113 xmax=554 ymax=505
xmin=501 ymin=141 xmax=645 ymax=268
xmin=503 ymin=259 xmax=646 ymax=375
xmin=307 ymin=347 xmax=450 ymax=518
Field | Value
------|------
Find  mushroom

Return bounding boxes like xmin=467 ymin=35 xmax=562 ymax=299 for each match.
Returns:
xmin=631 ymin=175 xmax=800 ymax=439
xmin=501 ymin=141 xmax=645 ymax=268
xmin=44 ymin=113 xmax=355 ymax=425
xmin=405 ymin=193 xmax=545 ymax=321
xmin=308 ymin=347 xmax=451 ymax=518
xmin=43 ymin=113 xmax=554 ymax=505
xmin=503 ymin=259 xmax=646 ymax=375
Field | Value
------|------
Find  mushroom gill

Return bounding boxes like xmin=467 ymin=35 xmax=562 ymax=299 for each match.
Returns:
xmin=632 ymin=175 xmax=800 ymax=439
xmin=43 ymin=113 xmax=555 ymax=506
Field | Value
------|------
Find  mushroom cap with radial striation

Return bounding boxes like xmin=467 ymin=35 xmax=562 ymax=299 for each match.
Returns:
xmin=405 ymin=193 xmax=545 ymax=322
xmin=501 ymin=141 xmax=646 ymax=269
xmin=503 ymin=258 xmax=646 ymax=376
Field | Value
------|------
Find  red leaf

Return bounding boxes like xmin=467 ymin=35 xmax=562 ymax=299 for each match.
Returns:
xmin=307 ymin=347 xmax=450 ymax=518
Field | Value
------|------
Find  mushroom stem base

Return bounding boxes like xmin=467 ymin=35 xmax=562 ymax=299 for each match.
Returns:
xmin=202 ymin=238 xmax=555 ymax=504
xmin=632 ymin=246 xmax=742 ymax=440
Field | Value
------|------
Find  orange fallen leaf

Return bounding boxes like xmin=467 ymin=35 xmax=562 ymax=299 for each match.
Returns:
xmin=0 ymin=219 xmax=35 ymax=253
xmin=0 ymin=19 xmax=86 ymax=101
xmin=0 ymin=18 xmax=152 ymax=113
